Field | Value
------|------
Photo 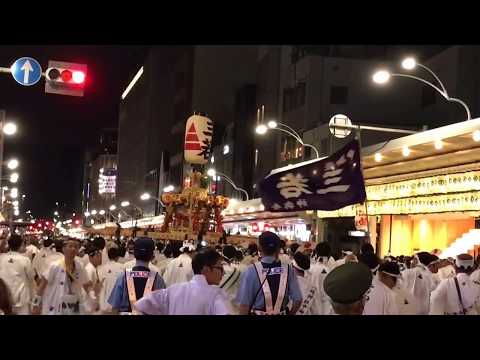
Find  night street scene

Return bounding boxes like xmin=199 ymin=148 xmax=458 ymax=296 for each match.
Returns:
xmin=1 ymin=45 xmax=480 ymax=316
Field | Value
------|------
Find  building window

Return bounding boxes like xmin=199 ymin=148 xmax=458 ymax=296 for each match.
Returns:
xmin=291 ymin=46 xmax=306 ymax=64
xmin=283 ymin=88 xmax=295 ymax=112
xmin=330 ymin=86 xmax=348 ymax=105
xmin=296 ymin=82 xmax=306 ymax=107
xmin=421 ymin=86 xmax=436 ymax=107
xmin=280 ymin=137 xmax=303 ymax=161
xmin=175 ymin=71 xmax=186 ymax=89
xmin=321 ymin=138 xmax=329 ymax=155
xmin=304 ymin=146 xmax=311 ymax=159
xmin=283 ymin=82 xmax=306 ymax=112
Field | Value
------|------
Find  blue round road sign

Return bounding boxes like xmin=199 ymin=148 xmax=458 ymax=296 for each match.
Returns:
xmin=11 ymin=57 xmax=42 ymax=86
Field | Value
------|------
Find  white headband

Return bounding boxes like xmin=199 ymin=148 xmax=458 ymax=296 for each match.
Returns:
xmin=380 ymin=270 xmax=401 ymax=278
xmin=456 ymin=257 xmax=474 ymax=268
xmin=429 ymin=259 xmax=441 ymax=266
xmin=180 ymin=244 xmax=196 ymax=252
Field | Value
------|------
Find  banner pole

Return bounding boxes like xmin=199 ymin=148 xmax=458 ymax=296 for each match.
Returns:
xmin=355 ymin=126 xmax=370 ymax=241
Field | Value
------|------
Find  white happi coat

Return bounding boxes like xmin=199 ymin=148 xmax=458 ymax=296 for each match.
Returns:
xmin=134 ymin=275 xmax=230 ymax=315
xmin=101 ymin=248 xmax=108 ymax=267
xmin=84 ymin=262 xmax=100 ymax=313
xmin=392 ymin=282 xmax=418 ymax=315
xmin=219 ymin=263 xmax=243 ymax=314
xmin=363 ymin=275 xmax=399 ymax=315
xmin=41 ymin=259 xmax=90 ymax=315
xmin=85 ymin=262 xmax=99 ymax=284
xmin=155 ymin=257 xmax=173 ymax=276
xmin=438 ymin=265 xmax=456 ymax=281
xmin=32 ymin=247 xmax=55 ymax=278
xmin=43 ymin=253 xmax=64 ymax=273
xmin=471 ymin=269 xmax=480 ymax=284
xmin=0 ymin=251 xmax=35 ymax=315
xmin=309 ymin=260 xmax=332 ymax=315
xmin=151 ymin=251 xmax=166 ymax=267
xmin=241 ymin=255 xmax=258 ymax=267
xmin=402 ymin=264 xmax=436 ymax=315
xmin=295 ymin=273 xmax=322 ymax=315
xmin=77 ymin=254 xmax=90 ymax=267
xmin=471 ymin=269 xmax=480 ymax=313
xmin=97 ymin=260 xmax=125 ymax=312
xmin=162 ymin=254 xmax=193 ymax=286
xmin=279 ymin=254 xmax=291 ymax=264
xmin=430 ymin=273 xmax=480 ymax=315
xmin=25 ymin=245 xmax=39 ymax=262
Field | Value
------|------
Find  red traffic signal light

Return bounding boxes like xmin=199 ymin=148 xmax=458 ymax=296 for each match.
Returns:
xmin=46 ymin=68 xmax=84 ymax=85
xmin=60 ymin=70 xmax=72 ymax=82
xmin=45 ymin=60 xmax=87 ymax=97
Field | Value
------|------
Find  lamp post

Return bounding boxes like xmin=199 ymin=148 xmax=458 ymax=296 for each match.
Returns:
xmin=372 ymin=57 xmax=472 ymax=121
xmin=207 ymin=169 xmax=249 ymax=201
xmin=121 ymin=201 xmax=144 ymax=218
xmin=0 ymin=110 xmax=17 ymax=197
xmin=256 ymin=120 xmax=320 ymax=159
xmin=140 ymin=192 xmax=165 ymax=214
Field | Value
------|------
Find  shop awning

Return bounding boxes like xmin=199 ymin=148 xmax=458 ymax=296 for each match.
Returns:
xmin=362 ymin=118 xmax=480 ymax=182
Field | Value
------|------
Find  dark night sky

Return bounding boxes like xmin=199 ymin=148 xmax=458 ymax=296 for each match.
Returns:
xmin=0 ymin=44 xmax=450 ymax=221
xmin=0 ymin=45 xmax=149 ymax=219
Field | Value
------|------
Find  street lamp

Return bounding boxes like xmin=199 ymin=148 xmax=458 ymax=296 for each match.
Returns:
xmin=91 ymin=210 xmax=98 ymax=215
xmin=0 ymin=111 xmax=17 ymax=193
xmin=84 ymin=211 xmax=90 ymax=217
xmin=163 ymin=185 xmax=174 ymax=193
xmin=372 ymin=57 xmax=472 ymax=120
xmin=207 ymin=168 xmax=249 ymax=201
xmin=54 ymin=211 xmax=59 ymax=216
xmin=7 ymin=159 xmax=19 ymax=170
xmin=140 ymin=192 xmax=164 ymax=206
xmin=10 ymin=187 xmax=18 ymax=199
xmin=121 ymin=201 xmax=130 ymax=207
xmin=255 ymin=120 xmax=320 ymax=158
xmin=99 ymin=210 xmax=105 ymax=215
xmin=109 ymin=205 xmax=116 ymax=211
xmin=9 ymin=173 xmax=19 ymax=184
xmin=3 ymin=122 xmax=17 ymax=136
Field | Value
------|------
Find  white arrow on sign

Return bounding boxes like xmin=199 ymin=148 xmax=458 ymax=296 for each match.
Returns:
xmin=20 ymin=60 xmax=34 ymax=84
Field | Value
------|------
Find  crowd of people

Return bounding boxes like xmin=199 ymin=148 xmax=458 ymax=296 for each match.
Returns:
xmin=0 ymin=230 xmax=479 ymax=315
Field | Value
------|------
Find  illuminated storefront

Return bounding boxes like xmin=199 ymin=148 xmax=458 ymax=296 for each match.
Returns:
xmin=222 ymin=198 xmax=315 ymax=242
xmin=317 ymin=118 xmax=480 ymax=257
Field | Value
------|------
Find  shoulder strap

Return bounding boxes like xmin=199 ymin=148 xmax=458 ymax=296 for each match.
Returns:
xmin=254 ymin=262 xmax=274 ymax=313
xmin=453 ymin=277 xmax=467 ymax=315
xmin=143 ymin=271 xmax=157 ymax=298
xmin=273 ymin=264 xmax=289 ymax=314
xmin=125 ymin=269 xmax=137 ymax=306
xmin=297 ymin=285 xmax=317 ymax=315
xmin=219 ymin=267 xmax=238 ymax=290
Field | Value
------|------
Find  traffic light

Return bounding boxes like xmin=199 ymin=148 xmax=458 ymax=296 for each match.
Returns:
xmin=45 ymin=60 xmax=87 ymax=97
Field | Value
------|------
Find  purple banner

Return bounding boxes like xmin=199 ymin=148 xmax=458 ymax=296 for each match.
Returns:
xmin=258 ymin=140 xmax=366 ymax=212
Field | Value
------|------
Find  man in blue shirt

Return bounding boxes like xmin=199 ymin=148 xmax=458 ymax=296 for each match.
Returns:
xmin=235 ymin=232 xmax=302 ymax=315
xmin=108 ymin=237 xmax=166 ymax=314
